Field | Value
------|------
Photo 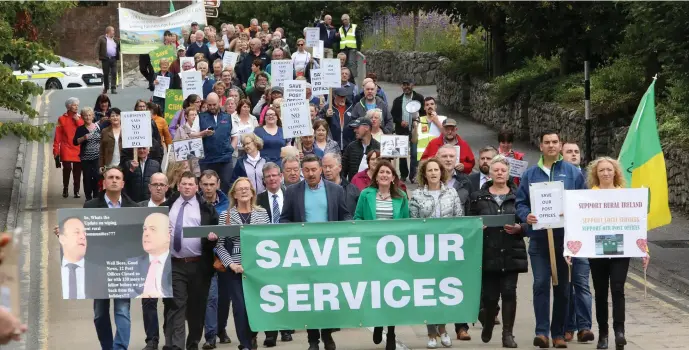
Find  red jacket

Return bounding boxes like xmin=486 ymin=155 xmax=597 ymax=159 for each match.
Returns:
xmin=421 ymin=135 xmax=475 ymax=174
xmin=53 ymin=112 xmax=84 ymax=162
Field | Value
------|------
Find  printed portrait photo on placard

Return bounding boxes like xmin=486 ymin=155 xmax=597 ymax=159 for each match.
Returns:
xmin=173 ymin=137 xmax=205 ymax=161
xmin=57 ymin=207 xmax=170 ymax=299
xmin=380 ymin=135 xmax=409 ymax=158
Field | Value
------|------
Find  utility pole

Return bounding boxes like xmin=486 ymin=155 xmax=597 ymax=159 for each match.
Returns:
xmin=584 ymin=61 xmax=592 ymax=165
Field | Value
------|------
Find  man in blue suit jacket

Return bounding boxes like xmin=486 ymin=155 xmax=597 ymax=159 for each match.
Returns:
xmin=198 ymin=93 xmax=235 ymax=193
xmin=186 ymin=30 xmax=211 ymax=62
xmin=515 ymin=131 xmax=587 ymax=348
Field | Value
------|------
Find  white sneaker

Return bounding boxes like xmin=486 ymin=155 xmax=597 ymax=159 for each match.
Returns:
xmin=427 ymin=338 xmax=438 ymax=348
xmin=440 ymin=333 xmax=452 ymax=347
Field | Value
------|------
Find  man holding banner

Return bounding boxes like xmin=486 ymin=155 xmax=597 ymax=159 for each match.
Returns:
xmin=280 ymin=154 xmax=350 ymax=350
xmin=515 ymin=131 xmax=587 ymax=349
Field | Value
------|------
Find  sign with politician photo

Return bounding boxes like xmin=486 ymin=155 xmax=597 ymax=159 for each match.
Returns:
xmin=57 ymin=207 xmax=171 ymax=300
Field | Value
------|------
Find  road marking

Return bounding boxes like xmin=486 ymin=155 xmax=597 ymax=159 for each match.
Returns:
xmin=38 ymin=143 xmax=50 ymax=349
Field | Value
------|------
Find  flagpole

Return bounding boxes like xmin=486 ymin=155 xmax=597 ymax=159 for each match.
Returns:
xmin=119 ymin=3 xmax=124 ymax=90
xmin=584 ymin=61 xmax=591 ymax=165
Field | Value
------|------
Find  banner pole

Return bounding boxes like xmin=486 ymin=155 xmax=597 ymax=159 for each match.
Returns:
xmin=119 ymin=3 xmax=124 ymax=90
xmin=547 ymin=228 xmax=558 ymax=286
xmin=328 ymin=88 xmax=333 ymax=110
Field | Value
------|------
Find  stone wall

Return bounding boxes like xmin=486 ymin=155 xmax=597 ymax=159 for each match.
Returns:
xmin=363 ymin=50 xmax=447 ymax=85
xmin=437 ymin=73 xmax=689 ymax=214
xmin=51 ymin=1 xmax=191 ymax=68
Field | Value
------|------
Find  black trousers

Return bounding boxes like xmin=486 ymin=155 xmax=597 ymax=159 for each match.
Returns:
xmin=142 ymin=298 xmax=168 ymax=344
xmin=307 ymin=328 xmax=334 ymax=345
xmin=139 ymin=54 xmax=155 ymax=85
xmin=81 ymin=159 xmax=100 ymax=200
xmin=589 ymin=258 xmax=629 ymax=334
xmin=61 ymin=161 xmax=82 ymax=193
xmin=100 ymin=58 xmax=117 ymax=90
xmin=163 ymin=259 xmax=213 ymax=350
xmin=226 ymin=271 xmax=257 ymax=348
xmin=481 ymin=271 xmax=518 ymax=316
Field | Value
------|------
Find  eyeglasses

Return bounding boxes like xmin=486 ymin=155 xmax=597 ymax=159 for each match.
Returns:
xmin=149 ymin=183 xmax=168 ymax=188
xmin=235 ymin=187 xmax=252 ymax=193
xmin=298 ymin=43 xmax=304 ymax=46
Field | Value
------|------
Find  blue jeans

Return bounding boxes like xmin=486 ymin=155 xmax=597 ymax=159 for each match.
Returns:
xmin=204 ymin=274 xmax=219 ymax=341
xmin=529 ymin=238 xmax=570 ymax=339
xmin=94 ymin=298 xmax=131 ymax=350
xmin=566 ymin=257 xmax=593 ymax=332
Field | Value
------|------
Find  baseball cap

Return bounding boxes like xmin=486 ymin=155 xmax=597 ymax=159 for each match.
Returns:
xmin=349 ymin=117 xmax=372 ymax=129
xmin=271 ymin=86 xmax=284 ymax=94
xmin=443 ymin=119 xmax=457 ymax=127
xmin=191 ymin=22 xmax=199 ymax=26
xmin=177 ymin=45 xmax=185 ymax=51
xmin=333 ymin=88 xmax=349 ymax=97
xmin=402 ymin=78 xmax=415 ymax=84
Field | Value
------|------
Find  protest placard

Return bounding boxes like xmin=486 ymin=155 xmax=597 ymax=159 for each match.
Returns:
xmin=0 ymin=229 xmax=20 ymax=316
xmin=148 ymin=45 xmax=176 ymax=72
xmin=121 ymin=111 xmax=153 ymax=148
xmin=563 ymin=188 xmax=648 ymax=258
xmin=164 ymin=89 xmax=184 ymax=124
xmin=380 ymin=135 xmax=409 ymax=158
xmin=271 ymin=60 xmax=293 ymax=88
xmin=506 ymin=158 xmax=529 ymax=178
xmin=180 ymin=71 xmax=203 ymax=99
xmin=153 ymin=76 xmax=171 ymax=98
xmin=322 ymin=59 xmax=341 ymax=88
xmin=313 ymin=40 xmax=324 ymax=59
xmin=529 ymin=181 xmax=565 ymax=230
xmin=173 ymin=138 xmax=205 ymax=161
xmin=222 ymin=52 xmax=239 ymax=70
xmin=57 ymin=207 xmax=171 ymax=299
xmin=284 ymin=80 xmax=306 ymax=101
xmin=310 ymin=69 xmax=328 ymax=96
xmin=305 ymin=28 xmax=320 ymax=47
xmin=238 ymin=217 xmax=482 ymax=330
xmin=281 ymin=100 xmax=312 ymax=138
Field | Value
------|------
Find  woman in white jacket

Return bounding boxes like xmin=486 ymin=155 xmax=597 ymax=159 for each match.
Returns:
xmin=408 ymin=157 xmax=463 ymax=348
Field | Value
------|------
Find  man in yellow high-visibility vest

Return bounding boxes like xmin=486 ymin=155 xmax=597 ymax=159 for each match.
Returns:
xmin=335 ymin=14 xmax=362 ymax=80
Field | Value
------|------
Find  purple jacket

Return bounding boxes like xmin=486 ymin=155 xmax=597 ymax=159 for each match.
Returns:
xmin=168 ymin=109 xmax=186 ymax=137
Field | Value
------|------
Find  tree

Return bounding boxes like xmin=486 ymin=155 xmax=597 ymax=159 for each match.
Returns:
xmin=0 ymin=1 xmax=76 ymax=141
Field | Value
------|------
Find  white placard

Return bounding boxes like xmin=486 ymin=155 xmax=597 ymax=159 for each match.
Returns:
xmin=222 ymin=52 xmax=239 ymax=69
xmin=284 ymin=80 xmax=306 ymax=101
xmin=313 ymin=40 xmax=324 ymax=59
xmin=564 ymin=188 xmax=648 ymax=258
xmin=380 ymin=135 xmax=409 ymax=158
xmin=507 ymin=158 xmax=529 ymax=178
xmin=173 ymin=138 xmax=205 ymax=161
xmin=305 ymin=28 xmax=320 ymax=48
xmin=180 ymin=57 xmax=195 ymax=72
xmin=281 ymin=100 xmax=312 ymax=138
xmin=271 ymin=60 xmax=293 ymax=88
xmin=310 ymin=69 xmax=328 ymax=96
xmin=153 ymin=76 xmax=170 ymax=98
xmin=180 ymin=71 xmax=203 ymax=99
xmin=454 ymin=145 xmax=461 ymax=165
xmin=121 ymin=111 xmax=153 ymax=149
xmin=322 ymin=58 xmax=341 ymax=88
xmin=529 ymin=181 xmax=565 ymax=230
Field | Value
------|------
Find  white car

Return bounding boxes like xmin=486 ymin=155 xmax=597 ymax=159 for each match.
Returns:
xmin=12 ymin=56 xmax=104 ymax=90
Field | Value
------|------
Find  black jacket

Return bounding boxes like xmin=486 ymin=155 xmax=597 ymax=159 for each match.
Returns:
xmin=469 ymin=181 xmax=527 ymax=274
xmin=391 ymin=91 xmax=426 ymax=136
xmin=257 ymin=186 xmax=287 ymax=223
xmin=449 ymin=171 xmax=473 ymax=215
xmin=342 ymin=138 xmax=380 ymax=181
xmin=123 ymin=158 xmax=162 ymax=202
xmin=237 ymin=51 xmax=270 ymax=85
xmin=120 ymin=120 xmax=164 ymax=165
xmin=186 ymin=42 xmax=211 ymax=62
xmin=339 ymin=178 xmax=360 ymax=216
xmin=84 ymin=191 xmax=140 ymax=209
xmin=315 ymin=20 xmax=337 ymax=49
xmin=161 ymin=192 xmax=219 ymax=275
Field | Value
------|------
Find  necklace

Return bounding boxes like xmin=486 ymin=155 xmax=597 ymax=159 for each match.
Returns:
xmin=377 ymin=192 xmax=391 ymax=200
xmin=238 ymin=212 xmax=252 ymax=224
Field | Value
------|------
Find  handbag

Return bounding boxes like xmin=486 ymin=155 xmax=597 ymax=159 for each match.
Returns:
xmin=213 ymin=256 xmax=227 ymax=272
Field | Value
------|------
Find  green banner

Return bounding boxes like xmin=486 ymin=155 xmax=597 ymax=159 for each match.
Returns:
xmin=164 ymin=89 xmax=183 ymax=125
xmin=240 ymin=217 xmax=483 ymax=331
xmin=149 ymin=45 xmax=177 ymax=73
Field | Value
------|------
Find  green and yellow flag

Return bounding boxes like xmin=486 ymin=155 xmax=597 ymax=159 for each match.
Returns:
xmin=618 ymin=79 xmax=672 ymax=230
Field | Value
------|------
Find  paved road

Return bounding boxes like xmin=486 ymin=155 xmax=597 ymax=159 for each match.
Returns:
xmin=9 ymin=79 xmax=689 ymax=349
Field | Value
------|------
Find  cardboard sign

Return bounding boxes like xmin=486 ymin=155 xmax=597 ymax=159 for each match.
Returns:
xmin=180 ymin=71 xmax=203 ymax=99
xmin=173 ymin=138 xmax=205 ymax=161
xmin=506 ymin=158 xmax=529 ymax=178
xmin=529 ymin=181 xmax=565 ymax=230
xmin=153 ymin=76 xmax=170 ymax=98
xmin=310 ymin=69 xmax=328 ymax=96
xmin=222 ymin=52 xmax=239 ymax=70
xmin=284 ymin=80 xmax=306 ymax=101
xmin=121 ymin=111 xmax=153 ymax=148
xmin=322 ymin=59 xmax=341 ymax=88
xmin=313 ymin=40 xmax=324 ymax=59
xmin=281 ymin=100 xmax=312 ymax=138
xmin=164 ymin=89 xmax=184 ymax=125
xmin=271 ymin=60 xmax=293 ymax=88
xmin=380 ymin=135 xmax=409 ymax=158
xmin=305 ymin=28 xmax=320 ymax=48
xmin=148 ymin=45 xmax=176 ymax=72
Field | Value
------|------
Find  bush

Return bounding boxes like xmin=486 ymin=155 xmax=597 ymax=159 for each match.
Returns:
xmin=362 ymin=12 xmax=463 ymax=53
xmin=488 ymin=56 xmax=560 ymax=105
xmin=437 ymin=31 xmax=486 ymax=78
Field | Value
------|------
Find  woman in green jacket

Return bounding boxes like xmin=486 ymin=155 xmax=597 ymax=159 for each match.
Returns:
xmin=353 ymin=159 xmax=409 ymax=349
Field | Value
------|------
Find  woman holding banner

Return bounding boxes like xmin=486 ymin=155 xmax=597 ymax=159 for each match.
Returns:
xmin=469 ymin=155 xmax=526 ymax=348
xmin=216 ymin=177 xmax=270 ymax=350
xmin=408 ymin=158 xmax=463 ymax=348
xmin=585 ymin=157 xmax=649 ymax=350
xmin=353 ymin=159 xmax=409 ymax=350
